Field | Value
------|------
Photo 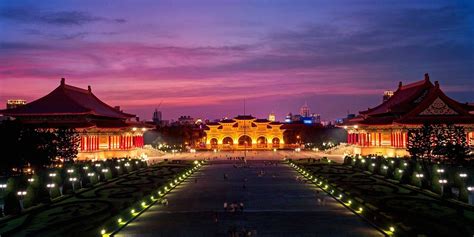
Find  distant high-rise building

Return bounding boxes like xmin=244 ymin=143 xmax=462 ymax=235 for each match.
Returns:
xmin=311 ymin=113 xmax=321 ymax=123
xmin=6 ymin=99 xmax=26 ymax=109
xmin=300 ymin=102 xmax=310 ymax=117
xmin=268 ymin=112 xmax=276 ymax=122
xmin=383 ymin=90 xmax=394 ymax=102
xmin=152 ymin=108 xmax=162 ymax=124
xmin=177 ymin=115 xmax=194 ymax=125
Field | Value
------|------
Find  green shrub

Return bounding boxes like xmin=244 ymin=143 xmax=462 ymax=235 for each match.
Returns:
xmin=343 ymin=156 xmax=352 ymax=165
xmin=380 ymin=164 xmax=389 ymax=176
xmin=6 ymin=177 xmax=27 ymax=194
xmin=321 ymin=157 xmax=329 ymax=164
xmin=368 ymin=162 xmax=376 ymax=173
xmin=394 ymin=168 xmax=403 ymax=181
xmin=50 ymin=186 xmax=61 ymax=199
xmin=104 ymin=170 xmax=113 ymax=180
xmin=23 ymin=185 xmax=36 ymax=208
xmin=3 ymin=192 xmax=21 ymax=215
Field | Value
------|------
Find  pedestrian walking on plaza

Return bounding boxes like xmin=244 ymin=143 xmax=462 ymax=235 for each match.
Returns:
xmin=239 ymin=202 xmax=244 ymax=212
xmin=224 ymin=202 xmax=228 ymax=211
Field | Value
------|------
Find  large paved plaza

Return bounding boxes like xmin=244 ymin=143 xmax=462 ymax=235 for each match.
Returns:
xmin=116 ymin=160 xmax=382 ymax=237
xmin=148 ymin=150 xmax=347 ymax=163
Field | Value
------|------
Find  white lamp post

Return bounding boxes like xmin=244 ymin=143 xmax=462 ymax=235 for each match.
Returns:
xmin=467 ymin=186 xmax=474 ymax=205
xmin=69 ymin=177 xmax=77 ymax=192
xmin=439 ymin=179 xmax=448 ymax=196
xmin=17 ymin=191 xmax=27 ymax=210
xmin=47 ymin=183 xmax=55 ymax=196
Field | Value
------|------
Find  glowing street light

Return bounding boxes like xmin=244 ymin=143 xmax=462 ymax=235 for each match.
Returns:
xmin=436 ymin=169 xmax=444 ymax=173
xmin=17 ymin=191 xmax=27 ymax=209
xmin=28 ymin=178 xmax=35 ymax=183
xmin=47 ymin=183 xmax=55 ymax=196
xmin=67 ymin=169 xmax=74 ymax=174
xmin=415 ymin=173 xmax=424 ymax=178
xmin=49 ymin=173 xmax=57 ymax=177
xmin=459 ymin=173 xmax=468 ymax=178
xmin=69 ymin=177 xmax=78 ymax=191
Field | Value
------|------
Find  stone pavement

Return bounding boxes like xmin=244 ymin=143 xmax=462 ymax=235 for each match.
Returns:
xmin=116 ymin=160 xmax=382 ymax=237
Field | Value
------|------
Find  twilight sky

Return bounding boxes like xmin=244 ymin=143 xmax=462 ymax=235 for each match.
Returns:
xmin=0 ymin=0 xmax=473 ymax=121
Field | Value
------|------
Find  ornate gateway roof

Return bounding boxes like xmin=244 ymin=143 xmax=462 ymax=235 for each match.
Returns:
xmin=345 ymin=73 xmax=474 ymax=126
xmin=1 ymin=78 xmax=137 ymax=128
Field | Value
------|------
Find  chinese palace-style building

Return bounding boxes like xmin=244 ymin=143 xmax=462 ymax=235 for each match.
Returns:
xmin=204 ymin=115 xmax=285 ymax=150
xmin=342 ymin=73 xmax=474 ymax=157
xmin=0 ymin=78 xmax=149 ymax=160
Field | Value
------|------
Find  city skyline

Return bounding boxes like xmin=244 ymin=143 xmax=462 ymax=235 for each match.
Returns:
xmin=1 ymin=0 xmax=473 ymax=120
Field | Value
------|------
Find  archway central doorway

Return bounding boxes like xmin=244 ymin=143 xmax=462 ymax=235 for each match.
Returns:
xmin=238 ymin=135 xmax=252 ymax=147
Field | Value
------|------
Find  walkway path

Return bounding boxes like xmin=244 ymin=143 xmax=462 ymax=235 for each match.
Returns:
xmin=116 ymin=160 xmax=382 ymax=237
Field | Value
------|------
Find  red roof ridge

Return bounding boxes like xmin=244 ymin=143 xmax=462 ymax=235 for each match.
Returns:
xmin=360 ymin=74 xmax=433 ymax=115
xmin=1 ymin=78 xmax=135 ymax=119
xmin=398 ymin=84 xmax=472 ymax=122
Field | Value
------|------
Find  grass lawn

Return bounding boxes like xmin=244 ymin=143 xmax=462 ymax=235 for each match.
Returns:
xmin=0 ymin=161 xmax=193 ymax=237
xmin=294 ymin=160 xmax=474 ymax=237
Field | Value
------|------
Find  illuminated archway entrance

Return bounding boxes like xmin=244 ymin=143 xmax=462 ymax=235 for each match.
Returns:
xmin=272 ymin=137 xmax=280 ymax=148
xmin=257 ymin=136 xmax=267 ymax=148
xmin=222 ymin=137 xmax=234 ymax=149
xmin=238 ymin=135 xmax=252 ymax=147
xmin=222 ymin=137 xmax=234 ymax=145
xmin=210 ymin=138 xmax=218 ymax=149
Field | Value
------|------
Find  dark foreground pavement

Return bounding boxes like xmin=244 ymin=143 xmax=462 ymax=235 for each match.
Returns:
xmin=116 ymin=160 xmax=382 ymax=237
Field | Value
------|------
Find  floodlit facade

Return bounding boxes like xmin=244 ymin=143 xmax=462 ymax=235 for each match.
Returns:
xmin=341 ymin=74 xmax=474 ymax=157
xmin=0 ymin=78 xmax=150 ymax=160
xmin=204 ymin=115 xmax=285 ymax=150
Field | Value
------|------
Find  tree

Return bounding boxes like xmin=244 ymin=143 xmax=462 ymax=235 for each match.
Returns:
xmin=407 ymin=128 xmax=425 ymax=160
xmin=19 ymin=127 xmax=57 ymax=170
xmin=0 ymin=121 xmax=26 ymax=176
xmin=445 ymin=125 xmax=470 ymax=164
xmin=55 ymin=128 xmax=80 ymax=163
xmin=3 ymin=192 xmax=21 ymax=215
